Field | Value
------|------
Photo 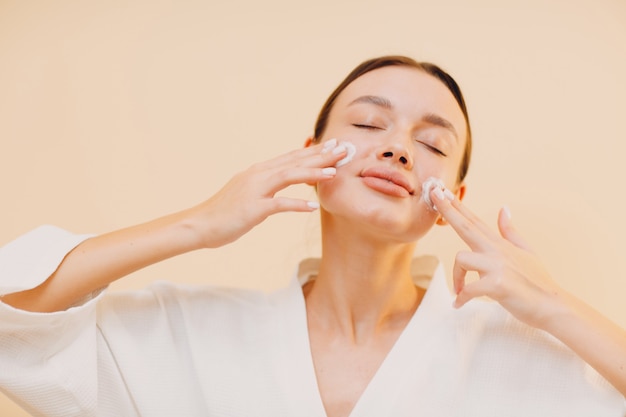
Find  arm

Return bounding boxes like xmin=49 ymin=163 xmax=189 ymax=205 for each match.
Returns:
xmin=431 ymin=191 xmax=626 ymax=397
xmin=1 ymin=142 xmax=345 ymax=313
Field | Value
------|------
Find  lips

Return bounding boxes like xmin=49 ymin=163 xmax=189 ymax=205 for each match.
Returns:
xmin=360 ymin=167 xmax=415 ymax=197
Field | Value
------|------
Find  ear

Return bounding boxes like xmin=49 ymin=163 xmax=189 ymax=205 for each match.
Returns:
xmin=456 ymin=182 xmax=466 ymax=202
xmin=435 ymin=182 xmax=466 ymax=226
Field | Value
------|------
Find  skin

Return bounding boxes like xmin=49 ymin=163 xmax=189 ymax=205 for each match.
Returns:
xmin=2 ymin=66 xmax=625 ymax=417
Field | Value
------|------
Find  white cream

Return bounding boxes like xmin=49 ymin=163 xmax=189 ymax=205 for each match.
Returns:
xmin=335 ymin=141 xmax=356 ymax=167
xmin=321 ymin=138 xmax=338 ymax=152
xmin=421 ymin=176 xmax=446 ymax=211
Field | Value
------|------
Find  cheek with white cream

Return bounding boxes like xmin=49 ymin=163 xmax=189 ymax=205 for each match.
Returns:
xmin=335 ymin=141 xmax=356 ymax=167
xmin=420 ymin=176 xmax=455 ymax=211
xmin=320 ymin=138 xmax=455 ymax=211
xmin=321 ymin=138 xmax=357 ymax=168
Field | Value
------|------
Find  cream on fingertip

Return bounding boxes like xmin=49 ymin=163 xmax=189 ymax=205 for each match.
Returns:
xmin=503 ymin=205 xmax=512 ymax=220
xmin=420 ymin=177 xmax=445 ymax=211
xmin=307 ymin=201 xmax=320 ymax=210
xmin=321 ymin=167 xmax=336 ymax=176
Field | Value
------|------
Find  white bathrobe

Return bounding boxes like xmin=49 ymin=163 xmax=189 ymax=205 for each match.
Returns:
xmin=0 ymin=226 xmax=624 ymax=417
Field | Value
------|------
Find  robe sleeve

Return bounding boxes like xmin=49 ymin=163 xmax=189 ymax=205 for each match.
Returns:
xmin=0 ymin=225 xmax=104 ymax=417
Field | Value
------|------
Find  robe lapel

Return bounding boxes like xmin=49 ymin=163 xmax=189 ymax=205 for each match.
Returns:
xmin=275 ymin=258 xmax=453 ymax=417
xmin=272 ymin=273 xmax=328 ymax=417
xmin=348 ymin=263 xmax=454 ymax=417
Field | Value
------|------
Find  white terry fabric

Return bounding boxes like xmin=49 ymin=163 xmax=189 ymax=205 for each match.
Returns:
xmin=0 ymin=226 xmax=624 ymax=417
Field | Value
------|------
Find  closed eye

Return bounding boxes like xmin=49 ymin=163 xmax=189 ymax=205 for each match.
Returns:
xmin=352 ymin=123 xmax=382 ymax=130
xmin=419 ymin=142 xmax=447 ymax=157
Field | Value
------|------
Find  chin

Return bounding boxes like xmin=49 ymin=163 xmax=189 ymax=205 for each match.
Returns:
xmin=324 ymin=202 xmax=436 ymax=243
xmin=319 ymin=180 xmax=438 ymax=240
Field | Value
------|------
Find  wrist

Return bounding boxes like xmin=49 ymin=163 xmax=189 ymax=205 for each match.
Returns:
xmin=536 ymin=287 xmax=585 ymax=336
xmin=167 ymin=207 xmax=211 ymax=251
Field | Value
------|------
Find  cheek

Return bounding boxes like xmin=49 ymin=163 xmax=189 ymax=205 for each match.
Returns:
xmin=316 ymin=174 xmax=348 ymax=206
xmin=413 ymin=153 xmax=461 ymax=190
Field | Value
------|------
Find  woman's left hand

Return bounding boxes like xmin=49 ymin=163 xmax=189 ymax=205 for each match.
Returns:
xmin=431 ymin=190 xmax=563 ymax=330
xmin=431 ymin=190 xmax=626 ymax=397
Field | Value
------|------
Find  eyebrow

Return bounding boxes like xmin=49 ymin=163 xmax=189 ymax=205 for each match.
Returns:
xmin=348 ymin=95 xmax=394 ymax=109
xmin=422 ymin=113 xmax=459 ymax=142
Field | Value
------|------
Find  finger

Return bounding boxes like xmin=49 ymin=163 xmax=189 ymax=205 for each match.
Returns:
xmin=431 ymin=190 xmax=491 ymax=251
xmin=452 ymin=251 xmax=492 ymax=295
xmin=261 ymin=143 xmax=350 ymax=191
xmin=452 ymin=251 xmax=472 ymax=295
xmin=258 ymin=141 xmax=347 ymax=171
xmin=298 ymin=143 xmax=349 ymax=169
xmin=453 ymin=277 xmax=495 ymax=308
xmin=263 ymin=166 xmax=337 ymax=193
xmin=497 ymin=206 xmax=533 ymax=252
xmin=264 ymin=196 xmax=321 ymax=214
xmin=441 ymin=192 xmax=506 ymax=245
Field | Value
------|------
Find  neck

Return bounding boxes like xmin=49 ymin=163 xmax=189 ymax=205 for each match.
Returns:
xmin=304 ymin=218 xmax=423 ymax=343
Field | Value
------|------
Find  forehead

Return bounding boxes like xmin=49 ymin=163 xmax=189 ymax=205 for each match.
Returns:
xmin=334 ymin=66 xmax=467 ymax=140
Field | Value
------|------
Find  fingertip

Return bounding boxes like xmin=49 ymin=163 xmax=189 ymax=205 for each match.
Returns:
xmin=430 ymin=186 xmax=455 ymax=212
xmin=502 ymin=205 xmax=512 ymax=220
xmin=306 ymin=201 xmax=320 ymax=210
xmin=321 ymin=167 xmax=336 ymax=176
xmin=498 ymin=205 xmax=516 ymax=236
xmin=428 ymin=188 xmax=445 ymax=212
xmin=444 ymin=188 xmax=455 ymax=201
xmin=433 ymin=187 xmax=445 ymax=201
xmin=497 ymin=206 xmax=532 ymax=251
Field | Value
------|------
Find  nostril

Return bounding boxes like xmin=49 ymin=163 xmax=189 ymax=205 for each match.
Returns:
xmin=399 ymin=156 xmax=408 ymax=164
xmin=383 ymin=151 xmax=393 ymax=158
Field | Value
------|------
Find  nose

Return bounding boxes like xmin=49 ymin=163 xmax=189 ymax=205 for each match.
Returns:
xmin=377 ymin=141 xmax=413 ymax=169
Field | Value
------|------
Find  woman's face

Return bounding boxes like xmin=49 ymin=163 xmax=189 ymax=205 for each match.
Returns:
xmin=316 ymin=65 xmax=468 ymax=243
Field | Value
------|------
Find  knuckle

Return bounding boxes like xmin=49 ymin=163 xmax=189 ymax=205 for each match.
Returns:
xmin=454 ymin=251 xmax=470 ymax=264
xmin=274 ymin=169 xmax=294 ymax=183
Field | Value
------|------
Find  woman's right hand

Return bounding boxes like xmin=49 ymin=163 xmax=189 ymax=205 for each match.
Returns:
xmin=0 ymin=140 xmax=346 ymax=312
xmin=185 ymin=140 xmax=346 ymax=249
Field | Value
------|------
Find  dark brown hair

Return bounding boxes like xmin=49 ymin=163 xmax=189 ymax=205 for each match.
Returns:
xmin=313 ymin=56 xmax=472 ymax=183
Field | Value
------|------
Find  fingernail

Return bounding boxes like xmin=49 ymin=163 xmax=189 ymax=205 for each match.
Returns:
xmin=443 ymin=188 xmax=455 ymax=201
xmin=433 ymin=187 xmax=445 ymax=201
xmin=503 ymin=205 xmax=511 ymax=219
xmin=332 ymin=145 xmax=347 ymax=155
xmin=307 ymin=201 xmax=320 ymax=210
xmin=321 ymin=167 xmax=336 ymax=176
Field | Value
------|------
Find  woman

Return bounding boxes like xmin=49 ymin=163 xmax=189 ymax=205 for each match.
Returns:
xmin=0 ymin=56 xmax=624 ymax=417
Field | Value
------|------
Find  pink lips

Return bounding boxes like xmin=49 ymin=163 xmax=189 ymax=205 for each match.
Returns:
xmin=360 ymin=167 xmax=415 ymax=197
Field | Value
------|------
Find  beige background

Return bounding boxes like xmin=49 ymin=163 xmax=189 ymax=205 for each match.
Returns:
xmin=1 ymin=0 xmax=625 ymax=414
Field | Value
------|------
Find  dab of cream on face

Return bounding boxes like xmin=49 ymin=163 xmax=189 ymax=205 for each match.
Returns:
xmin=421 ymin=176 xmax=454 ymax=211
xmin=321 ymin=138 xmax=338 ymax=152
xmin=335 ymin=141 xmax=356 ymax=167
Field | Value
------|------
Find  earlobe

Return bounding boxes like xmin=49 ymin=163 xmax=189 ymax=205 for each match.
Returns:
xmin=456 ymin=182 xmax=466 ymax=202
